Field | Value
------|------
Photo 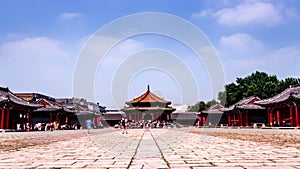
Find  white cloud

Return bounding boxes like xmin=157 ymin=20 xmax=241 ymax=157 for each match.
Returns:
xmin=215 ymin=1 xmax=282 ymax=26
xmin=117 ymin=39 xmax=144 ymax=55
xmin=217 ymin=33 xmax=300 ymax=81
xmin=78 ymin=35 xmax=145 ymax=66
xmin=192 ymin=9 xmax=213 ymax=18
xmin=268 ymin=46 xmax=300 ymax=62
xmin=0 ymin=37 xmax=70 ymax=60
xmin=0 ymin=36 xmax=75 ymax=97
xmin=220 ymin=33 xmax=263 ymax=52
xmin=192 ymin=1 xmax=290 ymax=26
xmin=60 ymin=12 xmax=83 ymax=20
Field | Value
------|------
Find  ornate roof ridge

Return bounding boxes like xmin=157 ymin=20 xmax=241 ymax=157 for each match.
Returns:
xmin=127 ymin=85 xmax=170 ymax=104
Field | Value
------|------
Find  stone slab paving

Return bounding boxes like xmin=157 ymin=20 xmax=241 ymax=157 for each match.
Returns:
xmin=0 ymin=128 xmax=300 ymax=168
xmin=129 ymin=129 xmax=168 ymax=169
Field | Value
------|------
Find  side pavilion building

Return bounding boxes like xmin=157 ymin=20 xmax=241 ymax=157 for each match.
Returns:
xmin=255 ymin=84 xmax=300 ymax=127
xmin=222 ymin=96 xmax=266 ymax=126
xmin=0 ymin=87 xmax=42 ymax=131
xmin=122 ymin=85 xmax=176 ymax=123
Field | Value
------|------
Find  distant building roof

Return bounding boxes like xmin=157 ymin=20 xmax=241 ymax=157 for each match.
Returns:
xmin=222 ymin=96 xmax=264 ymax=112
xmin=171 ymin=112 xmax=198 ymax=120
xmin=202 ymin=104 xmax=224 ymax=114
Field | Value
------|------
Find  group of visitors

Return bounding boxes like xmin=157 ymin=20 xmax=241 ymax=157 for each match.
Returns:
xmin=118 ymin=118 xmax=175 ymax=134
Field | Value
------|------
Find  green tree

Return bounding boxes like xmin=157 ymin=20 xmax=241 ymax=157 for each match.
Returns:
xmin=188 ymin=100 xmax=219 ymax=112
xmin=221 ymin=71 xmax=300 ymax=106
xmin=279 ymin=77 xmax=300 ymax=91
xmin=218 ymin=91 xmax=226 ymax=106
xmin=206 ymin=99 xmax=218 ymax=108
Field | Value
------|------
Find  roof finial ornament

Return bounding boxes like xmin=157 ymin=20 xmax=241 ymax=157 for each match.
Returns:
xmin=147 ymin=84 xmax=150 ymax=91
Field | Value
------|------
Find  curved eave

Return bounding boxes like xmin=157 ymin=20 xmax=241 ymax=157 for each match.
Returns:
xmin=235 ymin=104 xmax=265 ymax=110
xmin=122 ymin=107 xmax=175 ymax=112
xmin=255 ymin=98 xmax=294 ymax=107
xmin=33 ymin=107 xmax=61 ymax=112
xmin=125 ymin=101 xmax=171 ymax=105
xmin=76 ymin=111 xmax=101 ymax=117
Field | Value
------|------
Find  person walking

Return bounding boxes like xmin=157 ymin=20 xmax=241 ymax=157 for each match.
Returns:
xmin=121 ymin=118 xmax=128 ymax=134
xmin=86 ymin=119 xmax=93 ymax=134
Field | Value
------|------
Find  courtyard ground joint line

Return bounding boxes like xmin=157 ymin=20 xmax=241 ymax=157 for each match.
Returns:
xmin=128 ymin=129 xmax=170 ymax=169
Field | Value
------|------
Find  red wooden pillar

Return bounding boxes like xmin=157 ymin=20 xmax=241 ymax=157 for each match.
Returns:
xmin=203 ymin=116 xmax=207 ymax=125
xmin=239 ymin=112 xmax=243 ymax=126
xmin=26 ymin=112 xmax=30 ymax=131
xmin=200 ymin=116 xmax=203 ymax=126
xmin=65 ymin=116 xmax=69 ymax=124
xmin=159 ymin=114 xmax=162 ymax=122
xmin=276 ymin=110 xmax=280 ymax=125
xmin=6 ymin=109 xmax=10 ymax=129
xmin=26 ymin=113 xmax=29 ymax=123
xmin=49 ymin=113 xmax=53 ymax=123
xmin=227 ymin=114 xmax=230 ymax=126
xmin=1 ymin=109 xmax=5 ymax=129
xmin=198 ymin=115 xmax=201 ymax=127
xmin=233 ymin=114 xmax=236 ymax=126
xmin=269 ymin=110 xmax=273 ymax=126
xmin=295 ymin=105 xmax=299 ymax=127
xmin=290 ymin=105 xmax=294 ymax=126
xmin=267 ymin=108 xmax=270 ymax=126
xmin=245 ymin=112 xmax=249 ymax=126
xmin=267 ymin=108 xmax=272 ymax=126
xmin=29 ymin=112 xmax=32 ymax=125
xmin=165 ymin=113 xmax=168 ymax=123
xmin=56 ymin=114 xmax=59 ymax=123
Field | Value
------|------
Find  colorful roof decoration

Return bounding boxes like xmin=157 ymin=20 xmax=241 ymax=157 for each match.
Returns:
xmin=0 ymin=87 xmax=42 ymax=108
xmin=122 ymin=85 xmax=176 ymax=114
xmin=126 ymin=85 xmax=170 ymax=104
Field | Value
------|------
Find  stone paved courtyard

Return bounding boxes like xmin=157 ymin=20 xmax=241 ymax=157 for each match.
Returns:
xmin=1 ymin=128 xmax=300 ymax=168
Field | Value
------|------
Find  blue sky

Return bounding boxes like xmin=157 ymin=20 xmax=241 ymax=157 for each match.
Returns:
xmin=0 ymin=0 xmax=300 ymax=106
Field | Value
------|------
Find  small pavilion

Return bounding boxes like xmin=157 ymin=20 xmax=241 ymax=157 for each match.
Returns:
xmin=0 ymin=87 xmax=42 ymax=130
xmin=199 ymin=104 xmax=225 ymax=126
xmin=122 ymin=85 xmax=176 ymax=123
xmin=222 ymin=96 xmax=266 ymax=126
xmin=256 ymin=85 xmax=300 ymax=127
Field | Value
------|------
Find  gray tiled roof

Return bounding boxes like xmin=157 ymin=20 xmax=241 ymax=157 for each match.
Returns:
xmin=222 ymin=96 xmax=264 ymax=111
xmin=292 ymin=93 xmax=300 ymax=99
xmin=0 ymin=87 xmax=42 ymax=108
xmin=103 ymin=112 xmax=125 ymax=120
xmin=171 ymin=112 xmax=198 ymax=119
xmin=256 ymin=85 xmax=300 ymax=105
xmin=201 ymin=104 xmax=224 ymax=114
xmin=202 ymin=109 xmax=223 ymax=114
xmin=34 ymin=106 xmax=61 ymax=112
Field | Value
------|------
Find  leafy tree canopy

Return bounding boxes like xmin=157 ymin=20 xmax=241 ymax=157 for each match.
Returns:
xmin=188 ymin=99 xmax=219 ymax=112
xmin=218 ymin=71 xmax=300 ymax=107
